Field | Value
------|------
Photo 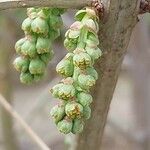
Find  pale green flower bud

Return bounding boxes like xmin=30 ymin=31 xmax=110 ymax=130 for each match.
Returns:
xmin=31 ymin=17 xmax=49 ymax=35
xmin=20 ymin=72 xmax=34 ymax=84
xmin=77 ymin=92 xmax=93 ymax=107
xmin=34 ymin=73 xmax=44 ymax=82
xmin=49 ymin=29 xmax=61 ymax=40
xmin=50 ymin=104 xmax=65 ymax=123
xmin=57 ymin=118 xmax=73 ymax=134
xmin=15 ymin=38 xmax=26 ymax=54
xmin=21 ymin=40 xmax=36 ymax=58
xmin=72 ymin=119 xmax=84 ymax=134
xmin=78 ymin=74 xmax=96 ymax=91
xmin=37 ymin=10 xmax=48 ymax=19
xmin=65 ymin=101 xmax=83 ymax=119
xmin=27 ymin=8 xmax=36 ymax=16
xmin=40 ymin=50 xmax=54 ymax=64
xmin=29 ymin=58 xmax=46 ymax=74
xmin=86 ymin=47 xmax=102 ymax=61
xmin=58 ymin=84 xmax=76 ymax=100
xmin=26 ymin=34 xmax=37 ymax=43
xmin=86 ymin=67 xmax=98 ymax=80
xmin=64 ymin=38 xmax=77 ymax=52
xmin=50 ymin=83 xmax=64 ymax=98
xmin=75 ymin=9 xmax=86 ymax=21
xmin=73 ymin=49 xmax=92 ymax=69
xmin=22 ymin=17 xmax=32 ymax=32
xmin=56 ymin=53 xmax=74 ymax=77
xmin=49 ymin=15 xmax=63 ymax=29
xmin=83 ymin=106 xmax=91 ymax=120
xmin=86 ymin=33 xmax=99 ymax=47
xmin=13 ymin=57 xmax=29 ymax=73
xmin=36 ymin=37 xmax=51 ymax=54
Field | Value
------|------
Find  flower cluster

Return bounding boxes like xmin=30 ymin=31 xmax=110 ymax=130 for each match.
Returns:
xmin=13 ymin=8 xmax=65 ymax=84
xmin=50 ymin=8 xmax=102 ymax=134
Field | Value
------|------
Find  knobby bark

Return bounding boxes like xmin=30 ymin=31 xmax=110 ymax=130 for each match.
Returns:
xmin=75 ymin=0 xmax=139 ymax=150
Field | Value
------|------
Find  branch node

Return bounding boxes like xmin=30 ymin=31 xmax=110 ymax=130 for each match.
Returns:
xmin=91 ymin=0 xmax=104 ymax=18
xmin=139 ymin=0 xmax=150 ymax=14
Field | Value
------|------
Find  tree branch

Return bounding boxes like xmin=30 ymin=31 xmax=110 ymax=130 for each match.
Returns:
xmin=0 ymin=0 xmax=92 ymax=11
xmin=75 ymin=0 xmax=139 ymax=150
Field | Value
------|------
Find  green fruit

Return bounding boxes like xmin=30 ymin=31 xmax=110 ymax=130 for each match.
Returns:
xmin=50 ymin=104 xmax=65 ymax=123
xmin=13 ymin=57 xmax=29 ymax=73
xmin=22 ymin=17 xmax=32 ymax=32
xmin=36 ymin=37 xmax=51 ymax=54
xmin=73 ymin=51 xmax=92 ymax=70
xmin=78 ymin=74 xmax=96 ymax=91
xmin=40 ymin=50 xmax=54 ymax=64
xmin=57 ymin=118 xmax=73 ymax=134
xmin=72 ymin=119 xmax=84 ymax=134
xmin=77 ymin=92 xmax=93 ymax=107
xmin=83 ymin=106 xmax=91 ymax=120
xmin=15 ymin=38 xmax=26 ymax=54
xmin=20 ymin=72 xmax=34 ymax=84
xmin=65 ymin=101 xmax=83 ymax=119
xmin=21 ymin=40 xmax=36 ymax=58
xmin=31 ymin=17 xmax=49 ymax=35
xmin=29 ymin=58 xmax=46 ymax=74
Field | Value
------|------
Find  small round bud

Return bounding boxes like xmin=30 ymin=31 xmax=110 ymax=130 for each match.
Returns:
xmin=56 ymin=53 xmax=74 ymax=77
xmin=86 ymin=47 xmax=102 ymax=61
xmin=40 ymin=50 xmax=54 ymax=64
xmin=21 ymin=40 xmax=36 ymax=58
xmin=49 ymin=15 xmax=63 ymax=29
xmin=64 ymin=38 xmax=77 ymax=52
xmin=49 ymin=29 xmax=61 ymax=40
xmin=65 ymin=101 xmax=83 ymax=119
xmin=13 ymin=57 xmax=29 ymax=73
xmin=73 ymin=50 xmax=92 ymax=70
xmin=86 ymin=67 xmax=98 ymax=80
xmin=31 ymin=17 xmax=49 ymax=35
xmin=34 ymin=73 xmax=44 ymax=82
xmin=78 ymin=74 xmax=96 ymax=91
xmin=20 ymin=72 xmax=34 ymax=84
xmin=22 ymin=17 xmax=32 ymax=32
xmin=77 ymin=92 xmax=93 ymax=107
xmin=15 ymin=38 xmax=26 ymax=54
xmin=50 ymin=104 xmax=65 ymax=123
xmin=29 ymin=58 xmax=46 ymax=74
xmin=57 ymin=118 xmax=73 ymax=134
xmin=36 ymin=37 xmax=51 ymax=54
xmin=83 ymin=106 xmax=91 ymax=120
xmin=72 ymin=119 xmax=84 ymax=134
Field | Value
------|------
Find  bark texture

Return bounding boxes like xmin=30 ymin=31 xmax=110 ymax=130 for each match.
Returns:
xmin=0 ymin=0 xmax=92 ymax=10
xmin=75 ymin=0 xmax=139 ymax=150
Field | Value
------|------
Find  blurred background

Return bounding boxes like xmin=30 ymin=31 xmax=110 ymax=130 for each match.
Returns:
xmin=0 ymin=8 xmax=150 ymax=150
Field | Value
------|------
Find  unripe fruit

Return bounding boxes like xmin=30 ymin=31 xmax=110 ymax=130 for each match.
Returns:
xmin=65 ymin=101 xmax=83 ymax=119
xmin=22 ymin=17 xmax=32 ymax=32
xmin=72 ymin=119 xmax=84 ymax=134
xmin=57 ymin=118 xmax=73 ymax=134
xmin=29 ymin=58 xmax=46 ymax=74
xmin=21 ymin=40 xmax=36 ymax=58
xmin=50 ymin=104 xmax=65 ymax=123
xmin=77 ymin=92 xmax=93 ymax=107
xmin=31 ymin=17 xmax=49 ymax=34
xmin=15 ymin=38 xmax=26 ymax=54
xmin=13 ymin=57 xmax=29 ymax=73
xmin=83 ymin=106 xmax=91 ymax=120
xmin=78 ymin=74 xmax=96 ymax=90
xmin=73 ymin=50 xmax=92 ymax=69
xmin=36 ymin=37 xmax=51 ymax=54
xmin=20 ymin=72 xmax=34 ymax=84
